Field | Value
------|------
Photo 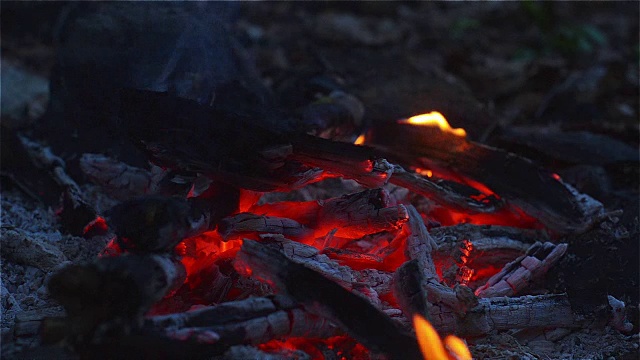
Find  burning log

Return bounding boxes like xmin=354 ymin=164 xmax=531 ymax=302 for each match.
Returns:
xmin=217 ymin=213 xmax=312 ymax=240
xmin=367 ymin=120 xmax=605 ymax=234
xmin=243 ymin=235 xmax=396 ymax=302
xmin=404 ymin=206 xmax=478 ymax=314
xmin=47 ymin=254 xmax=186 ymax=344
xmin=106 ymin=182 xmax=240 ymax=252
xmin=475 ymin=241 xmax=568 ymax=298
xmin=249 ymin=188 xmax=409 ymax=239
xmin=390 ymin=166 xmax=500 ymax=213
xmin=237 ymin=239 xmax=422 ymax=359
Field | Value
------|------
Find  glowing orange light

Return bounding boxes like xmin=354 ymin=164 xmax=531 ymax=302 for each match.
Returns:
xmin=413 ymin=314 xmax=472 ymax=360
xmin=414 ymin=167 xmax=434 ymax=178
xmin=444 ymin=335 xmax=473 ymax=360
xmin=399 ymin=111 xmax=467 ymax=137
xmin=354 ymin=134 xmax=366 ymax=145
xmin=552 ymin=173 xmax=562 ymax=181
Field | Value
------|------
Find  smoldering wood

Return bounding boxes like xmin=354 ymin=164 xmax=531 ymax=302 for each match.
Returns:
xmin=393 ymin=260 xmax=429 ymax=318
xmin=106 ymin=182 xmax=241 ymax=253
xmin=217 ymin=213 xmax=312 ymax=240
xmin=250 ymin=235 xmax=397 ymax=302
xmin=390 ymin=166 xmax=500 ymax=213
xmin=249 ymin=188 xmax=408 ymax=239
xmin=475 ymin=242 xmax=568 ymax=298
xmin=47 ymin=254 xmax=186 ymax=344
xmin=404 ymin=206 xmax=478 ymax=314
xmin=148 ymin=295 xmax=338 ymax=346
xmin=237 ymin=239 xmax=422 ymax=360
xmin=367 ymin=122 xmax=605 ymax=234
xmin=429 ymin=294 xmax=612 ymax=336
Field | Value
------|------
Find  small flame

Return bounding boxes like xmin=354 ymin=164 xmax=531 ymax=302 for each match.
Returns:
xmin=413 ymin=314 xmax=471 ymax=360
xmin=399 ymin=111 xmax=466 ymax=137
xmin=354 ymin=134 xmax=366 ymax=145
xmin=414 ymin=167 xmax=433 ymax=178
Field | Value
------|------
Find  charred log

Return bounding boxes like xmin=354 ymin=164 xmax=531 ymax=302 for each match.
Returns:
xmin=237 ymin=239 xmax=422 ymax=359
xmin=47 ymin=254 xmax=186 ymax=345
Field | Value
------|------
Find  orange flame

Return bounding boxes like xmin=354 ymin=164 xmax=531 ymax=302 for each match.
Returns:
xmin=354 ymin=134 xmax=366 ymax=145
xmin=399 ymin=111 xmax=467 ymax=137
xmin=413 ymin=314 xmax=472 ymax=360
xmin=413 ymin=167 xmax=433 ymax=178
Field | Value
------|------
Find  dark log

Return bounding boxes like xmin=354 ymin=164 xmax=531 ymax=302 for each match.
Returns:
xmin=368 ymin=122 xmax=605 ymax=234
xmin=237 ymin=239 xmax=422 ymax=359
xmin=47 ymin=254 xmax=186 ymax=345
xmin=106 ymin=182 xmax=240 ymax=253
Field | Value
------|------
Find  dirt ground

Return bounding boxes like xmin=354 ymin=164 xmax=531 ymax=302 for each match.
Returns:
xmin=1 ymin=2 xmax=638 ymax=359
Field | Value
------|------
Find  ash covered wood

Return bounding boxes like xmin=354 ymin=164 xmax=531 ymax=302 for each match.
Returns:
xmin=475 ymin=241 xmax=568 ymax=298
xmin=237 ymin=239 xmax=422 ymax=359
xmin=149 ymin=295 xmax=337 ymax=347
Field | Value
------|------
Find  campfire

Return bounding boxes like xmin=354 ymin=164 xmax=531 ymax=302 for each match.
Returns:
xmin=11 ymin=106 xmax=628 ymax=359
xmin=2 ymin=3 xmax=638 ymax=360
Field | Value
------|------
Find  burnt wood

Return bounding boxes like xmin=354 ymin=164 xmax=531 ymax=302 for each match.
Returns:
xmin=238 ymin=239 xmax=423 ymax=360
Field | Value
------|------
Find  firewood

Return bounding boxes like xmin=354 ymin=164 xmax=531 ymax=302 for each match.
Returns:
xmin=404 ymin=206 xmax=478 ymax=314
xmin=475 ymin=242 xmax=568 ymax=298
xmin=390 ymin=166 xmax=500 ymax=213
xmin=106 ymin=183 xmax=240 ymax=252
xmin=47 ymin=254 xmax=186 ymax=344
xmin=19 ymin=136 xmax=98 ymax=235
xmin=148 ymin=295 xmax=338 ymax=346
xmin=217 ymin=213 xmax=312 ymax=240
xmin=249 ymin=188 xmax=409 ymax=239
xmin=430 ymin=294 xmax=612 ymax=336
xmin=79 ymin=153 xmax=161 ymax=199
xmin=367 ymin=122 xmax=605 ymax=234
xmin=393 ymin=260 xmax=430 ymax=317
xmin=237 ymin=239 xmax=422 ymax=359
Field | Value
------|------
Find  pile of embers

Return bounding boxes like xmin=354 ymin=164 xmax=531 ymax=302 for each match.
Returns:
xmin=5 ymin=93 xmax=630 ymax=360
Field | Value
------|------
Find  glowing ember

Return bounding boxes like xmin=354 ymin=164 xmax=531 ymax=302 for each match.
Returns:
xmin=413 ymin=167 xmax=433 ymax=178
xmin=354 ymin=134 xmax=366 ymax=145
xmin=552 ymin=173 xmax=562 ymax=181
xmin=413 ymin=314 xmax=471 ymax=360
xmin=399 ymin=111 xmax=467 ymax=137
